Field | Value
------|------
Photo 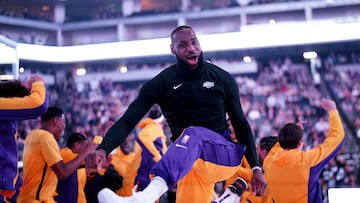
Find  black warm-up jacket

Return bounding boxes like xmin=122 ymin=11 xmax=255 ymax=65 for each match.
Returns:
xmin=99 ymin=54 xmax=260 ymax=168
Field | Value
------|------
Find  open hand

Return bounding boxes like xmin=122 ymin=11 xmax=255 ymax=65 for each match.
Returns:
xmin=251 ymin=169 xmax=267 ymax=196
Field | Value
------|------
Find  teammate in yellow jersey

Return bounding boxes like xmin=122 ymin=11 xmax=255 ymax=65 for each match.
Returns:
xmin=219 ymin=136 xmax=277 ymax=203
xmin=126 ymin=106 xmax=168 ymax=192
xmin=0 ymin=76 xmax=48 ymax=202
xmin=214 ymin=118 xmax=277 ymax=203
xmin=85 ymin=121 xmax=125 ymax=203
xmin=111 ymin=135 xmax=135 ymax=197
xmin=17 ymin=107 xmax=97 ymax=203
xmin=56 ymin=132 xmax=90 ymax=203
xmin=264 ymin=98 xmax=344 ymax=203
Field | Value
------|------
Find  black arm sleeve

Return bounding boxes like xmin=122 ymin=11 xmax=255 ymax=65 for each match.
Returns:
xmin=225 ymin=76 xmax=260 ymax=168
xmin=98 ymin=82 xmax=156 ymax=154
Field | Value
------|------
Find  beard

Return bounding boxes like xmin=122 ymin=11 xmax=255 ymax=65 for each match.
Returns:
xmin=176 ymin=52 xmax=204 ymax=70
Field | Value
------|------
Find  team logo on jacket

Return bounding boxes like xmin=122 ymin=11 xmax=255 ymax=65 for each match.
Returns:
xmin=202 ymin=81 xmax=214 ymax=89
xmin=181 ymin=134 xmax=190 ymax=144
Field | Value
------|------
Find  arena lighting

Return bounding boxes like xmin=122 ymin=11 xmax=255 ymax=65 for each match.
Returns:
xmin=17 ymin=38 xmax=171 ymax=63
xmin=119 ymin=65 xmax=128 ymax=73
xmin=0 ymin=75 xmax=15 ymax=80
xmin=76 ymin=68 xmax=86 ymax=76
xmin=303 ymin=51 xmax=318 ymax=59
xmin=0 ymin=43 xmax=17 ymax=63
xmin=16 ymin=21 xmax=360 ymax=63
xmin=269 ymin=19 xmax=276 ymax=25
xmin=19 ymin=67 xmax=25 ymax=73
xmin=243 ymin=56 xmax=252 ymax=63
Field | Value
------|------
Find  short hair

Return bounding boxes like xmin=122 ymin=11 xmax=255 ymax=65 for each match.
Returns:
xmin=0 ymin=80 xmax=29 ymax=97
xmin=277 ymin=123 xmax=303 ymax=149
xmin=170 ymin=25 xmax=193 ymax=42
xmin=259 ymin=136 xmax=278 ymax=152
xmin=41 ymin=106 xmax=64 ymax=122
xmin=66 ymin=132 xmax=87 ymax=148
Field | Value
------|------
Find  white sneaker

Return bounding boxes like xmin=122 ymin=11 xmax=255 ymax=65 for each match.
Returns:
xmin=98 ymin=188 xmax=149 ymax=203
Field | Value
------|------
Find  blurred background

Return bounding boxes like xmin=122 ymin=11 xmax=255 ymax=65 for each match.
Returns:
xmin=1 ymin=0 xmax=360 ymax=202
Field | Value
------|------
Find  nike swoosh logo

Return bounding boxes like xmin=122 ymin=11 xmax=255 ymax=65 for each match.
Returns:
xmin=173 ymin=83 xmax=182 ymax=90
xmin=175 ymin=143 xmax=188 ymax=150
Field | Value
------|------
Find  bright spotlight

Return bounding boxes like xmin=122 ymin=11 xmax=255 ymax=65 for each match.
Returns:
xmin=76 ymin=68 xmax=87 ymax=76
xmin=243 ymin=56 xmax=252 ymax=63
xmin=19 ymin=67 xmax=25 ymax=73
xmin=269 ymin=19 xmax=276 ymax=25
xmin=303 ymin=51 xmax=318 ymax=59
xmin=120 ymin=66 xmax=128 ymax=73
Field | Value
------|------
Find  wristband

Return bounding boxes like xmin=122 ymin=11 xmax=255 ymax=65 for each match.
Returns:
xmin=252 ymin=166 xmax=263 ymax=172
